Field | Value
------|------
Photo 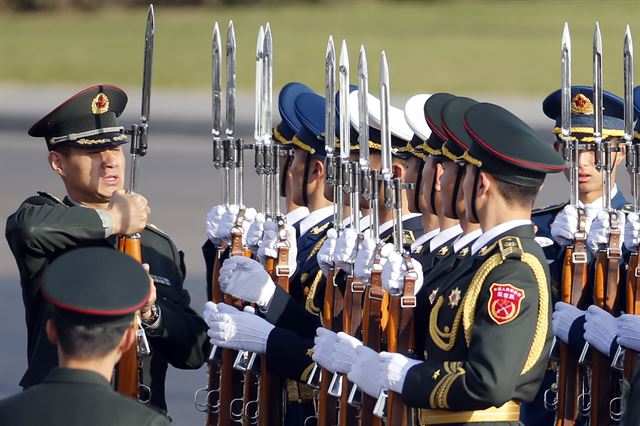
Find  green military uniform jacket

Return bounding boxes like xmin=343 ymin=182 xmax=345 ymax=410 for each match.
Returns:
xmin=5 ymin=193 xmax=210 ymax=412
xmin=0 ymin=368 xmax=170 ymax=426
xmin=402 ymin=225 xmax=552 ymax=422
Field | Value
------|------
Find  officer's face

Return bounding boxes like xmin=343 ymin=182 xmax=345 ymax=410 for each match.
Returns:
xmin=421 ymin=157 xmax=441 ymax=216
xmin=462 ymin=163 xmax=479 ymax=224
xmin=289 ymin=148 xmax=308 ymax=206
xmin=49 ymin=145 xmax=125 ymax=207
xmin=554 ymin=139 xmax=625 ymax=203
xmin=404 ymin=156 xmax=423 ymax=213
xmin=440 ymin=160 xmax=463 ymax=219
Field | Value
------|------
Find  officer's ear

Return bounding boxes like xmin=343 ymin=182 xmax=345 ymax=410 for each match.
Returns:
xmin=433 ymin=161 xmax=444 ymax=191
xmin=48 ymin=151 xmax=65 ymax=176
xmin=46 ymin=319 xmax=59 ymax=345
xmin=612 ymin=138 xmax=626 ymax=168
xmin=391 ymin=162 xmax=405 ymax=181
xmin=311 ymin=157 xmax=325 ymax=179
xmin=477 ymin=170 xmax=492 ymax=198
xmin=117 ymin=322 xmax=137 ymax=356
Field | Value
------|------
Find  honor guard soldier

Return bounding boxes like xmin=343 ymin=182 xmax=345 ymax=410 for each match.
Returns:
xmin=336 ymin=102 xmax=565 ymax=424
xmin=0 ymin=247 xmax=170 ymax=426
xmin=5 ymin=85 xmax=210 ymax=414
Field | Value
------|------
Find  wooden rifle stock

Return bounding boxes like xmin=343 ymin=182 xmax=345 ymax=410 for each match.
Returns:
xmin=556 ymin=220 xmax=588 ymax=426
xmin=591 ymin=218 xmax=621 ymax=426
xmin=116 ymin=235 xmax=143 ymax=399
xmin=339 ymin=274 xmax=363 ymax=425
xmin=624 ymin=252 xmax=640 ymax=380
xmin=205 ymin=245 xmax=225 ymax=426
xmin=257 ymin=244 xmax=286 ymax=426
xmin=360 ymin=248 xmax=384 ymax=426
xmin=318 ymin=267 xmax=339 ymax=426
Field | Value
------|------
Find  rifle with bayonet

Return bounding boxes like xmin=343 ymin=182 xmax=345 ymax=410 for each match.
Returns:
xmin=550 ymin=22 xmax=589 ymax=426
xmin=116 ymin=3 xmax=154 ymax=403
xmin=372 ymin=51 xmax=415 ymax=426
xmin=316 ymin=34 xmax=341 ymax=426
xmin=346 ymin=44 xmax=383 ymax=426
xmin=584 ymin=22 xmax=623 ymax=426
xmin=610 ymin=25 xmax=635 ymax=423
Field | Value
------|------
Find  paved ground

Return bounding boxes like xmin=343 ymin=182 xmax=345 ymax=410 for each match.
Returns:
xmin=0 ymin=84 xmax=629 ymax=424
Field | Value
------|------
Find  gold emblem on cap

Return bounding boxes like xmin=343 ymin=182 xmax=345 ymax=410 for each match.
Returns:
xmin=571 ymin=94 xmax=594 ymax=115
xmin=91 ymin=93 xmax=110 ymax=115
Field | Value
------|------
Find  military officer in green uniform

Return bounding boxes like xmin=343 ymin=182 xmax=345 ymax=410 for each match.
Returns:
xmin=5 ymin=85 xmax=210 ymax=414
xmin=335 ymin=102 xmax=565 ymax=425
xmin=0 ymin=247 xmax=170 ymax=426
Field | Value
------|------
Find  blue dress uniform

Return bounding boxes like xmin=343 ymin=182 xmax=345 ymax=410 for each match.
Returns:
xmin=523 ymin=87 xmax=631 ymax=426
xmin=400 ymin=102 xmax=565 ymax=425
xmin=5 ymin=86 xmax=209 ymax=414
xmin=0 ymin=248 xmax=170 ymax=426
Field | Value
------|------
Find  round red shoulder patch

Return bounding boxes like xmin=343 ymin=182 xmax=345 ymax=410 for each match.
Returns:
xmin=487 ymin=283 xmax=525 ymax=325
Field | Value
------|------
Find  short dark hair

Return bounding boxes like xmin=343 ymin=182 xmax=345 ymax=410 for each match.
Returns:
xmin=53 ymin=312 xmax=132 ymax=359
xmin=493 ymin=177 xmax=540 ymax=209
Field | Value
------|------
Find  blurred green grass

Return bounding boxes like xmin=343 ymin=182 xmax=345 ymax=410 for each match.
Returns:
xmin=0 ymin=0 xmax=638 ymax=95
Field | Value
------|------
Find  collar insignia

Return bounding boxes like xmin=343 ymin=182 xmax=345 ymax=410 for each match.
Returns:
xmin=310 ymin=222 xmax=330 ymax=235
xmin=448 ymin=287 xmax=461 ymax=308
xmin=438 ymin=245 xmax=449 ymax=256
xmin=459 ymin=247 xmax=470 ymax=257
xmin=91 ymin=93 xmax=109 ymax=115
xmin=432 ymin=369 xmax=441 ymax=380
xmin=413 ymin=245 xmax=424 ymax=254
xmin=429 ymin=288 xmax=439 ymax=305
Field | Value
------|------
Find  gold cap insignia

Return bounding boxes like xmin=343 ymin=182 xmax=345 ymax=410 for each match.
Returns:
xmin=91 ymin=93 xmax=110 ymax=115
xmin=571 ymin=94 xmax=594 ymax=115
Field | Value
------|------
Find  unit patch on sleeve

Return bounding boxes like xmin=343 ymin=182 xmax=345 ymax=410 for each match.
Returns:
xmin=487 ymin=283 xmax=525 ymax=325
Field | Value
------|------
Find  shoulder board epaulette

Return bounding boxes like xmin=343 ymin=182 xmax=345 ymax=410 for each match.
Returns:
xmin=310 ymin=221 xmax=331 ymax=235
xmin=532 ymin=202 xmax=567 ymax=216
xmin=36 ymin=191 xmax=65 ymax=205
xmin=145 ymin=223 xmax=170 ymax=238
xmin=498 ymin=236 xmax=523 ymax=260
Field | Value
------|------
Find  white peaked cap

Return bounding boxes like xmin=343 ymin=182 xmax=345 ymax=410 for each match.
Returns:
xmin=404 ymin=94 xmax=433 ymax=141
xmin=367 ymin=94 xmax=414 ymax=142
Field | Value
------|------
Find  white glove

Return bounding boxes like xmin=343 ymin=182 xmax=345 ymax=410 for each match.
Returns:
xmin=550 ymin=205 xmax=579 ymax=246
xmin=347 ymin=345 xmax=383 ymax=398
xmin=205 ymin=205 xmax=227 ymax=244
xmin=381 ymin=251 xmax=424 ymax=295
xmin=353 ymin=237 xmax=395 ymax=280
xmin=246 ymin=212 xmax=266 ymax=252
xmin=311 ymin=328 xmax=338 ymax=373
xmin=219 ymin=256 xmax=276 ymax=307
xmin=552 ymin=301 xmax=586 ymax=344
xmin=624 ymin=212 xmax=640 ymax=251
xmin=587 ymin=210 xmax=625 ymax=253
xmin=617 ymin=314 xmax=640 ymax=352
xmin=334 ymin=228 xmax=359 ymax=271
xmin=331 ymin=332 xmax=363 ymax=374
xmin=202 ymin=301 xmax=219 ymax=327
xmin=378 ymin=351 xmax=422 ymax=394
xmin=216 ymin=205 xmax=258 ymax=243
xmin=257 ymin=221 xmax=298 ymax=277
xmin=584 ymin=305 xmax=618 ymax=356
xmin=206 ymin=303 xmax=274 ymax=354
xmin=317 ymin=228 xmax=338 ymax=278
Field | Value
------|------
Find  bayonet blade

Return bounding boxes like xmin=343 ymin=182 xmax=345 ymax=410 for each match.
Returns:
xmin=358 ymin=45 xmax=370 ymax=170
xmin=561 ymin=22 xmax=571 ymax=143
xmin=325 ymin=36 xmax=336 ymax=157
xmin=226 ymin=21 xmax=236 ymax=137
xmin=141 ymin=4 xmax=155 ymax=127
xmin=593 ymin=22 xmax=603 ymax=142
xmin=380 ymin=51 xmax=392 ymax=179
xmin=254 ymin=26 xmax=264 ymax=144
xmin=263 ymin=23 xmax=273 ymax=146
xmin=339 ymin=39 xmax=350 ymax=160
xmin=624 ymin=25 xmax=634 ymax=143
xmin=212 ymin=22 xmax=222 ymax=140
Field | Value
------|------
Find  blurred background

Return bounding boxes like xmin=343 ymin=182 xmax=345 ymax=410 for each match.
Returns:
xmin=1 ymin=0 xmax=638 ymax=424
